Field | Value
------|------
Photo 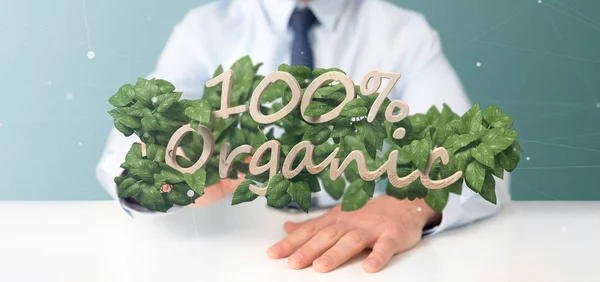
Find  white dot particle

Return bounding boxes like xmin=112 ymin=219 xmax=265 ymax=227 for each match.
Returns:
xmin=561 ymin=226 xmax=567 ymax=231
xmin=151 ymin=97 xmax=158 ymax=103
xmin=526 ymin=156 xmax=531 ymax=161
xmin=417 ymin=207 xmax=422 ymax=212
xmin=538 ymin=0 xmax=542 ymax=3
xmin=596 ymin=103 xmax=600 ymax=108
xmin=78 ymin=142 xmax=83 ymax=146
xmin=476 ymin=62 xmax=482 ymax=67
xmin=65 ymin=92 xmax=74 ymax=100
xmin=300 ymin=51 xmax=305 ymax=55
xmin=0 ymin=122 xmax=3 ymax=127
xmin=187 ymin=190 xmax=195 ymax=197
xmin=304 ymin=79 xmax=310 ymax=83
xmin=47 ymin=81 xmax=52 ymax=85
xmin=87 ymin=51 xmax=95 ymax=59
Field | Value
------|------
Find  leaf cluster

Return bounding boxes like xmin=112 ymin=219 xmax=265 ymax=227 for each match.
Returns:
xmin=108 ymin=56 xmax=522 ymax=213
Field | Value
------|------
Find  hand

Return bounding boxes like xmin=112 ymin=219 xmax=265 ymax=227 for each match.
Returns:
xmin=267 ymin=195 xmax=441 ymax=273
xmin=140 ymin=142 xmax=244 ymax=207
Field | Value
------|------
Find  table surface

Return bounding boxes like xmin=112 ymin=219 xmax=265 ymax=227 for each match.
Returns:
xmin=0 ymin=200 xmax=598 ymax=282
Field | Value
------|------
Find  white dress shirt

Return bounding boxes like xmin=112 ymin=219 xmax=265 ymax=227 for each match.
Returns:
xmin=96 ymin=0 xmax=510 ymax=235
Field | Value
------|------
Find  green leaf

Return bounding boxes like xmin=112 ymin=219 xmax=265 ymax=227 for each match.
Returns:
xmin=157 ymin=163 xmax=185 ymax=183
xmin=304 ymin=100 xmax=335 ymax=117
xmin=163 ymin=184 xmax=194 ymax=206
xmin=440 ymin=103 xmax=458 ymax=124
xmin=321 ymin=169 xmax=345 ymax=200
xmin=176 ymin=155 xmax=194 ymax=168
xmin=117 ymin=178 xmax=140 ymax=198
xmin=140 ymin=113 xmax=161 ymax=131
xmin=302 ymin=125 xmax=331 ymax=146
xmin=183 ymin=168 xmax=206 ymax=196
xmin=265 ymin=174 xmax=292 ymax=208
xmin=266 ymin=174 xmax=289 ymax=196
xmin=341 ymin=180 xmax=370 ymax=212
xmin=155 ymin=79 xmax=176 ymax=94
xmin=330 ymin=124 xmax=355 ymax=138
xmin=146 ymin=144 xmax=166 ymax=163
xmin=426 ymin=105 xmax=441 ymax=123
xmin=443 ymin=134 xmax=479 ymax=154
xmin=513 ymin=140 xmax=525 ymax=152
xmin=261 ymin=80 xmax=289 ymax=103
xmin=129 ymin=160 xmax=160 ymax=183
xmin=113 ymin=120 xmax=135 ymax=137
xmin=492 ymin=162 xmax=504 ymax=179
xmin=184 ymin=100 xmax=211 ymax=124
xmin=154 ymin=113 xmax=184 ymax=133
xmin=125 ymin=143 xmax=143 ymax=163
xmin=471 ymin=144 xmax=495 ymax=169
xmin=205 ymin=168 xmax=221 ymax=186
xmin=424 ymin=188 xmax=449 ymax=213
xmin=240 ymin=112 xmax=259 ymax=130
xmin=116 ymin=115 xmax=142 ymax=129
xmin=109 ymin=84 xmax=135 ymax=107
xmin=134 ymin=82 xmax=159 ymax=107
xmin=480 ymin=173 xmax=497 ymax=204
xmin=251 ymin=128 xmax=268 ymax=147
xmin=305 ymin=174 xmax=321 ymax=193
xmin=407 ymin=139 xmax=432 ymax=172
xmin=465 ymin=161 xmax=485 ymax=192
xmin=231 ymin=180 xmax=259 ymax=205
xmin=363 ymin=181 xmax=375 ymax=198
xmin=497 ymin=145 xmax=520 ymax=172
xmin=230 ymin=127 xmax=246 ymax=148
xmin=483 ymin=105 xmax=513 ymax=129
xmin=288 ymin=180 xmax=311 ymax=213
xmin=451 ymin=149 xmax=472 ymax=172
xmin=396 ymin=145 xmax=412 ymax=165
xmin=470 ymin=123 xmax=487 ymax=137
xmin=340 ymin=98 xmax=368 ymax=117
xmin=138 ymin=183 xmax=170 ymax=212
xmin=407 ymin=114 xmax=429 ymax=133
xmin=155 ymin=92 xmax=182 ymax=112
xmin=313 ymin=84 xmax=346 ymax=98
xmin=386 ymin=176 xmax=428 ymax=201
xmin=460 ymin=103 xmax=483 ymax=129
xmin=287 ymin=65 xmax=312 ymax=81
xmin=481 ymin=128 xmax=518 ymax=154
xmin=231 ymin=56 xmax=255 ymax=103
xmin=446 ymin=178 xmax=463 ymax=195
xmin=266 ymin=193 xmax=292 ymax=209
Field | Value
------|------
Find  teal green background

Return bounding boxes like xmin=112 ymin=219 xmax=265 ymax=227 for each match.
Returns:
xmin=0 ymin=0 xmax=598 ymax=201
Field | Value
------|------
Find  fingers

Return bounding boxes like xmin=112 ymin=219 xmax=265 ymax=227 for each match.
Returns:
xmin=313 ymin=229 xmax=375 ymax=273
xmin=363 ymin=234 xmax=400 ymax=273
xmin=283 ymin=221 xmax=303 ymax=234
xmin=287 ymin=223 xmax=351 ymax=269
xmin=267 ymin=215 xmax=336 ymax=260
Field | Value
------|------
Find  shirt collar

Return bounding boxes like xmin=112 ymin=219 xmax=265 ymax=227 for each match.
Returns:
xmin=259 ymin=0 xmax=350 ymax=32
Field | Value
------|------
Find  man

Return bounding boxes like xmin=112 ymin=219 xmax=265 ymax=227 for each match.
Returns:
xmin=96 ymin=0 xmax=510 ymax=274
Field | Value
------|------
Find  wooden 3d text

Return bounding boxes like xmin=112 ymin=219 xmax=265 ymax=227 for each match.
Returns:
xmin=164 ymin=70 xmax=463 ymax=195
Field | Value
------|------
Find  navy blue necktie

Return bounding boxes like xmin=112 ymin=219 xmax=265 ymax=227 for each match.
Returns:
xmin=289 ymin=8 xmax=318 ymax=69
xmin=286 ymin=8 xmax=322 ymax=210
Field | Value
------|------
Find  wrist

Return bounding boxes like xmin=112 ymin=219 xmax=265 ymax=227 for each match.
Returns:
xmin=380 ymin=194 xmax=441 ymax=230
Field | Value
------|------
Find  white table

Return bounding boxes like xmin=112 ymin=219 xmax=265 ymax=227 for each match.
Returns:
xmin=0 ymin=200 xmax=598 ymax=282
